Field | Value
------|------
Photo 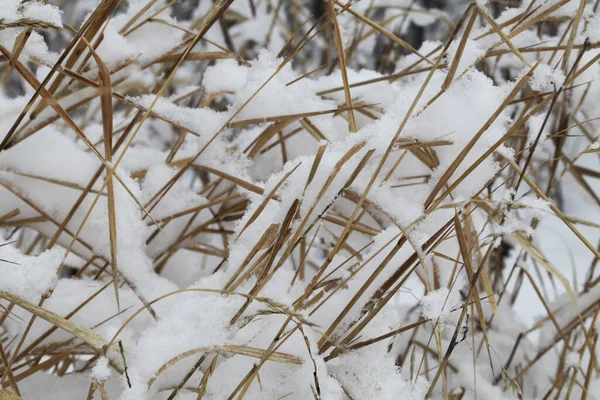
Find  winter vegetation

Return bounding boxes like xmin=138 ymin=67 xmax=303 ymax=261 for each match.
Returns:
xmin=0 ymin=0 xmax=599 ymax=399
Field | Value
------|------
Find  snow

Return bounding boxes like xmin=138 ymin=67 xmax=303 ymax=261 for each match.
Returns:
xmin=21 ymin=1 xmax=63 ymax=27
xmin=96 ymin=3 xmax=185 ymax=65
xmin=120 ymin=287 xmax=239 ymax=397
xmin=19 ymin=371 xmax=120 ymax=399
xmin=492 ymin=193 xmax=550 ymax=237
xmin=527 ymin=113 xmax=550 ymax=144
xmin=0 ymin=128 xmax=99 ymax=186
xmin=421 ymin=287 xmax=452 ymax=323
xmin=530 ymin=63 xmax=565 ymax=91
xmin=588 ymin=378 xmax=600 ymax=400
xmin=91 ymin=356 xmax=112 ymax=382
xmin=0 ymin=0 xmax=599 ymax=399
xmin=0 ymin=245 xmax=62 ymax=302
xmin=127 ymin=95 xmax=229 ymax=139
xmin=565 ymin=351 xmax=580 ymax=367
xmin=230 ymin=49 xmax=337 ymax=120
xmin=329 ymin=346 xmax=428 ymax=400
xmin=0 ymin=0 xmax=21 ymax=22
xmin=588 ymin=14 xmax=600 ymax=43
xmin=203 ymin=58 xmax=248 ymax=93
xmin=446 ymin=39 xmax=486 ymax=79
xmin=0 ymin=0 xmax=61 ymax=26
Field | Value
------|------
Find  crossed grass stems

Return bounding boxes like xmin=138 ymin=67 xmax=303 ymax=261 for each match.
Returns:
xmin=0 ymin=0 xmax=598 ymax=399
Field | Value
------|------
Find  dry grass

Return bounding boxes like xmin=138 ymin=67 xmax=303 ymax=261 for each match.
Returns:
xmin=0 ymin=0 xmax=599 ymax=399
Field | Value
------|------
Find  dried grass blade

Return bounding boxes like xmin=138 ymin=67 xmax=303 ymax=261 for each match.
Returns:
xmin=86 ymin=39 xmax=120 ymax=311
xmin=44 ymin=0 xmax=121 ymax=101
xmin=229 ymin=104 xmax=372 ymax=129
xmin=304 ymin=144 xmax=327 ymax=194
xmin=225 ymin=223 xmax=280 ymax=291
xmin=0 ymin=292 xmax=120 ymax=354
xmin=333 ymin=0 xmax=432 ymax=65
xmin=561 ymin=0 xmax=586 ymax=74
xmin=476 ymin=4 xmax=531 ymax=67
xmin=454 ymin=215 xmax=495 ymax=376
xmin=153 ymin=51 xmax=232 ymax=63
xmin=300 ymin=118 xmax=328 ymax=142
xmin=0 ymin=390 xmax=21 ymax=400
xmin=0 ymin=0 xmax=120 ymax=150
xmin=328 ymin=0 xmax=357 ymax=132
xmin=2 ymin=29 xmax=30 ymax=85
xmin=248 ymin=120 xmax=295 ymax=158
xmin=442 ymin=5 xmax=478 ymax=91
xmin=119 ymin=0 xmax=159 ymax=34
xmin=197 ymin=354 xmax=218 ymax=399
xmin=236 ymin=162 xmax=300 ymax=239
xmin=504 ymin=156 xmax=600 ymax=261
xmin=0 ymin=343 xmax=19 ymax=396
